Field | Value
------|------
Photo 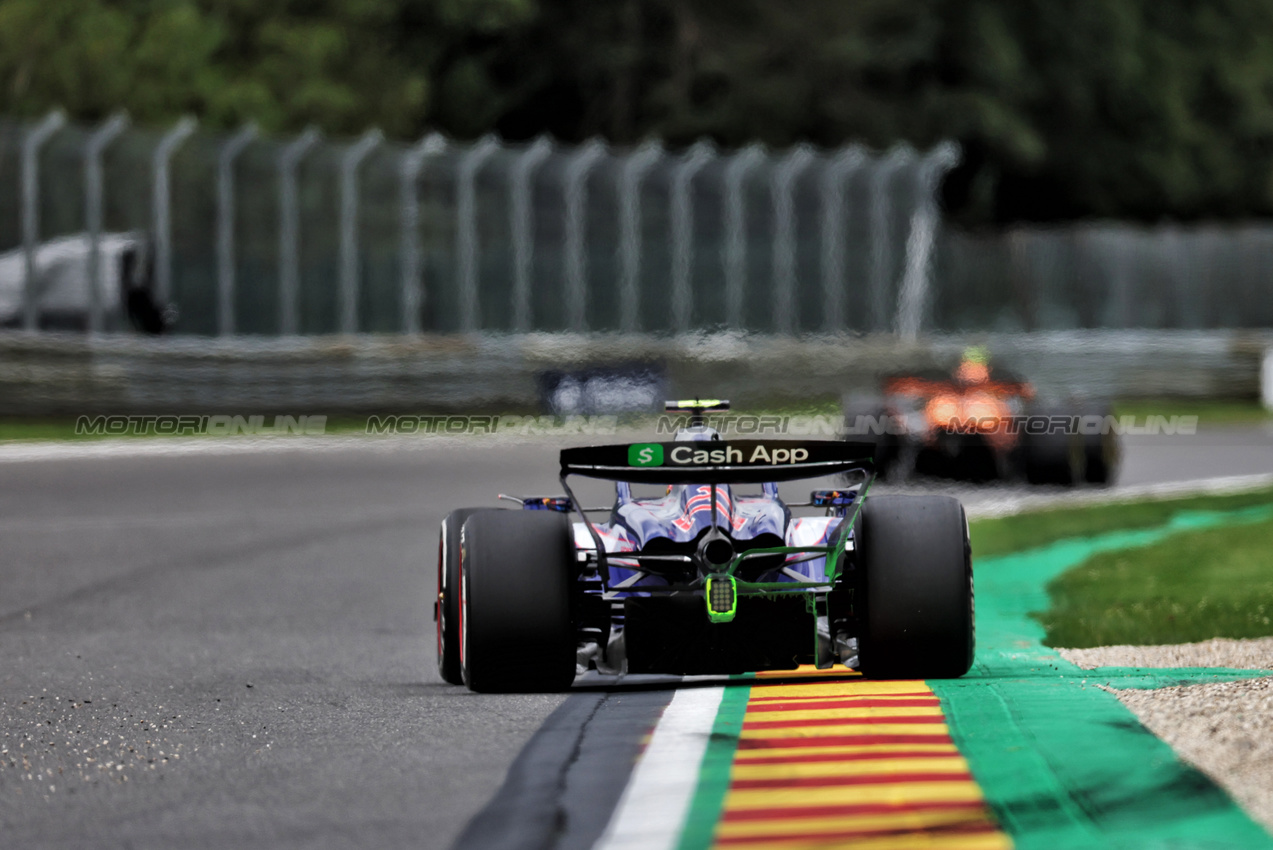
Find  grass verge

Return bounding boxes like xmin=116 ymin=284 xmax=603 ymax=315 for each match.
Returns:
xmin=0 ymin=401 xmax=845 ymax=443
xmin=969 ymin=486 xmax=1273 ymax=558
xmin=1037 ymin=511 xmax=1273 ymax=648
xmin=967 ymin=484 xmax=1273 ymax=648
xmin=0 ymin=417 xmax=377 ymax=442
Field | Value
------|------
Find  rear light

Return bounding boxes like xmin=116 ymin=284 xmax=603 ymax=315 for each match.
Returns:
xmin=926 ymin=393 xmax=962 ymax=428
xmin=705 ymin=575 xmax=737 ymax=623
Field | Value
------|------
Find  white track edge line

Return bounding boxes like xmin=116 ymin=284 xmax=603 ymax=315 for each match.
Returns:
xmin=0 ymin=434 xmax=592 ymax=463
xmin=592 ymin=685 xmax=726 ymax=850
xmin=962 ymin=473 xmax=1273 ymax=519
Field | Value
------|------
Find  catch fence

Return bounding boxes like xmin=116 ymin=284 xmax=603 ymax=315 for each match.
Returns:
xmin=5 ymin=112 xmax=1272 ymax=339
xmin=0 ymin=112 xmax=955 ymax=338
xmin=934 ymin=225 xmax=1273 ymax=331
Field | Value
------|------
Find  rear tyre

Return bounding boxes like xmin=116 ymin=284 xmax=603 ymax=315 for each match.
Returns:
xmin=460 ymin=511 xmax=578 ymax=693
xmin=437 ymin=508 xmax=494 ymax=685
xmin=1082 ymin=406 xmax=1121 ymax=485
xmin=857 ymin=495 xmax=973 ymax=679
xmin=1021 ymin=411 xmax=1080 ymax=486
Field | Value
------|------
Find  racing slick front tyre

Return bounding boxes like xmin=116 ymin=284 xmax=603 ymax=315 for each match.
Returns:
xmin=459 ymin=510 xmax=577 ymax=693
xmin=857 ymin=495 xmax=973 ymax=680
xmin=437 ymin=508 xmax=496 ymax=686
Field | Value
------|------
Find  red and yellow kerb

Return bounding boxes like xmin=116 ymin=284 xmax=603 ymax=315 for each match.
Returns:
xmin=711 ymin=669 xmax=1011 ymax=850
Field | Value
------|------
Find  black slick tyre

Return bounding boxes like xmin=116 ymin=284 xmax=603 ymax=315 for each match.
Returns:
xmin=437 ymin=508 xmax=494 ymax=685
xmin=1082 ymin=406 xmax=1121 ymax=485
xmin=856 ymin=494 xmax=973 ymax=679
xmin=460 ymin=510 xmax=577 ymax=693
xmin=1021 ymin=412 xmax=1080 ymax=486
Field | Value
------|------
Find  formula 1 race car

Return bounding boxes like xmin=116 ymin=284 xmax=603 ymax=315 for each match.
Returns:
xmin=845 ymin=348 xmax=1120 ymax=486
xmin=435 ymin=401 xmax=973 ymax=693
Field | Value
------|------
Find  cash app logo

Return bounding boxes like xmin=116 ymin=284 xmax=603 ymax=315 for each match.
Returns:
xmin=628 ymin=444 xmax=664 ymax=467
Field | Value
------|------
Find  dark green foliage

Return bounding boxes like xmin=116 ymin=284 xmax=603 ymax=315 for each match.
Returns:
xmin=4 ymin=0 xmax=1273 ymax=221
xmin=0 ymin=0 xmax=535 ymax=138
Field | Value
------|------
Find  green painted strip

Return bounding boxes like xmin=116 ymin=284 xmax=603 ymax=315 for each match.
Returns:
xmin=932 ymin=504 xmax=1273 ymax=849
xmin=1085 ymin=666 xmax=1273 ymax=689
xmin=677 ymin=679 xmax=751 ymax=850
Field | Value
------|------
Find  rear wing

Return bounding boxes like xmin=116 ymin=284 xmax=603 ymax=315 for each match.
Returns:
xmin=560 ymin=440 xmax=875 ymax=484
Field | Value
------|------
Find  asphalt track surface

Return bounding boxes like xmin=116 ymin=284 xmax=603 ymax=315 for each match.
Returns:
xmin=3 ymin=424 xmax=1273 ymax=849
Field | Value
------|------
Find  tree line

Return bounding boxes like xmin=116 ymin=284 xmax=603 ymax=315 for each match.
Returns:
xmin=3 ymin=0 xmax=1273 ymax=224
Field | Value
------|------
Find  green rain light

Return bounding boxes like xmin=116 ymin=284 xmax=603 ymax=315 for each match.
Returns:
xmin=705 ymin=574 xmax=738 ymax=624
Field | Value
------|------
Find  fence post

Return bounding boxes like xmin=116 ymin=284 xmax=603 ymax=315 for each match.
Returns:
xmin=895 ymin=143 xmax=959 ymax=341
xmin=400 ymin=132 xmax=447 ymax=334
xmin=277 ymin=127 xmax=321 ymax=335
xmin=770 ymin=145 xmax=816 ymax=334
xmin=84 ymin=113 xmax=130 ymax=334
xmin=563 ymin=139 xmax=606 ymax=333
xmin=21 ymin=110 xmax=65 ymax=331
xmin=722 ymin=144 xmax=765 ymax=330
xmin=338 ymin=129 xmax=383 ymax=335
xmin=1263 ymin=345 xmax=1273 ymax=412
xmin=510 ymin=136 xmax=553 ymax=332
xmin=670 ymin=140 xmax=715 ymax=332
xmin=152 ymin=117 xmax=197 ymax=310
xmin=868 ymin=146 xmax=913 ymax=333
xmin=819 ymin=145 xmax=866 ymax=332
xmin=618 ymin=140 xmax=663 ymax=332
xmin=456 ymin=135 xmax=500 ymax=332
xmin=216 ymin=124 xmax=257 ymax=336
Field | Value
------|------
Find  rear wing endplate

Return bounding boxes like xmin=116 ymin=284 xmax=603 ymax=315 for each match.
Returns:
xmin=560 ymin=440 xmax=875 ymax=484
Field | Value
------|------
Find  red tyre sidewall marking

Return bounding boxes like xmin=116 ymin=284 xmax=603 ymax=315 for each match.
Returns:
xmin=435 ymin=526 xmax=446 ymax=667
xmin=459 ymin=525 xmax=468 ymax=675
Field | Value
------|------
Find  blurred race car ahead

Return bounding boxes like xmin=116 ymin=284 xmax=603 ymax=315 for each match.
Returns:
xmin=0 ymin=232 xmax=173 ymax=333
xmin=845 ymin=347 xmax=1120 ymax=486
xmin=436 ymin=400 xmax=973 ymax=693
